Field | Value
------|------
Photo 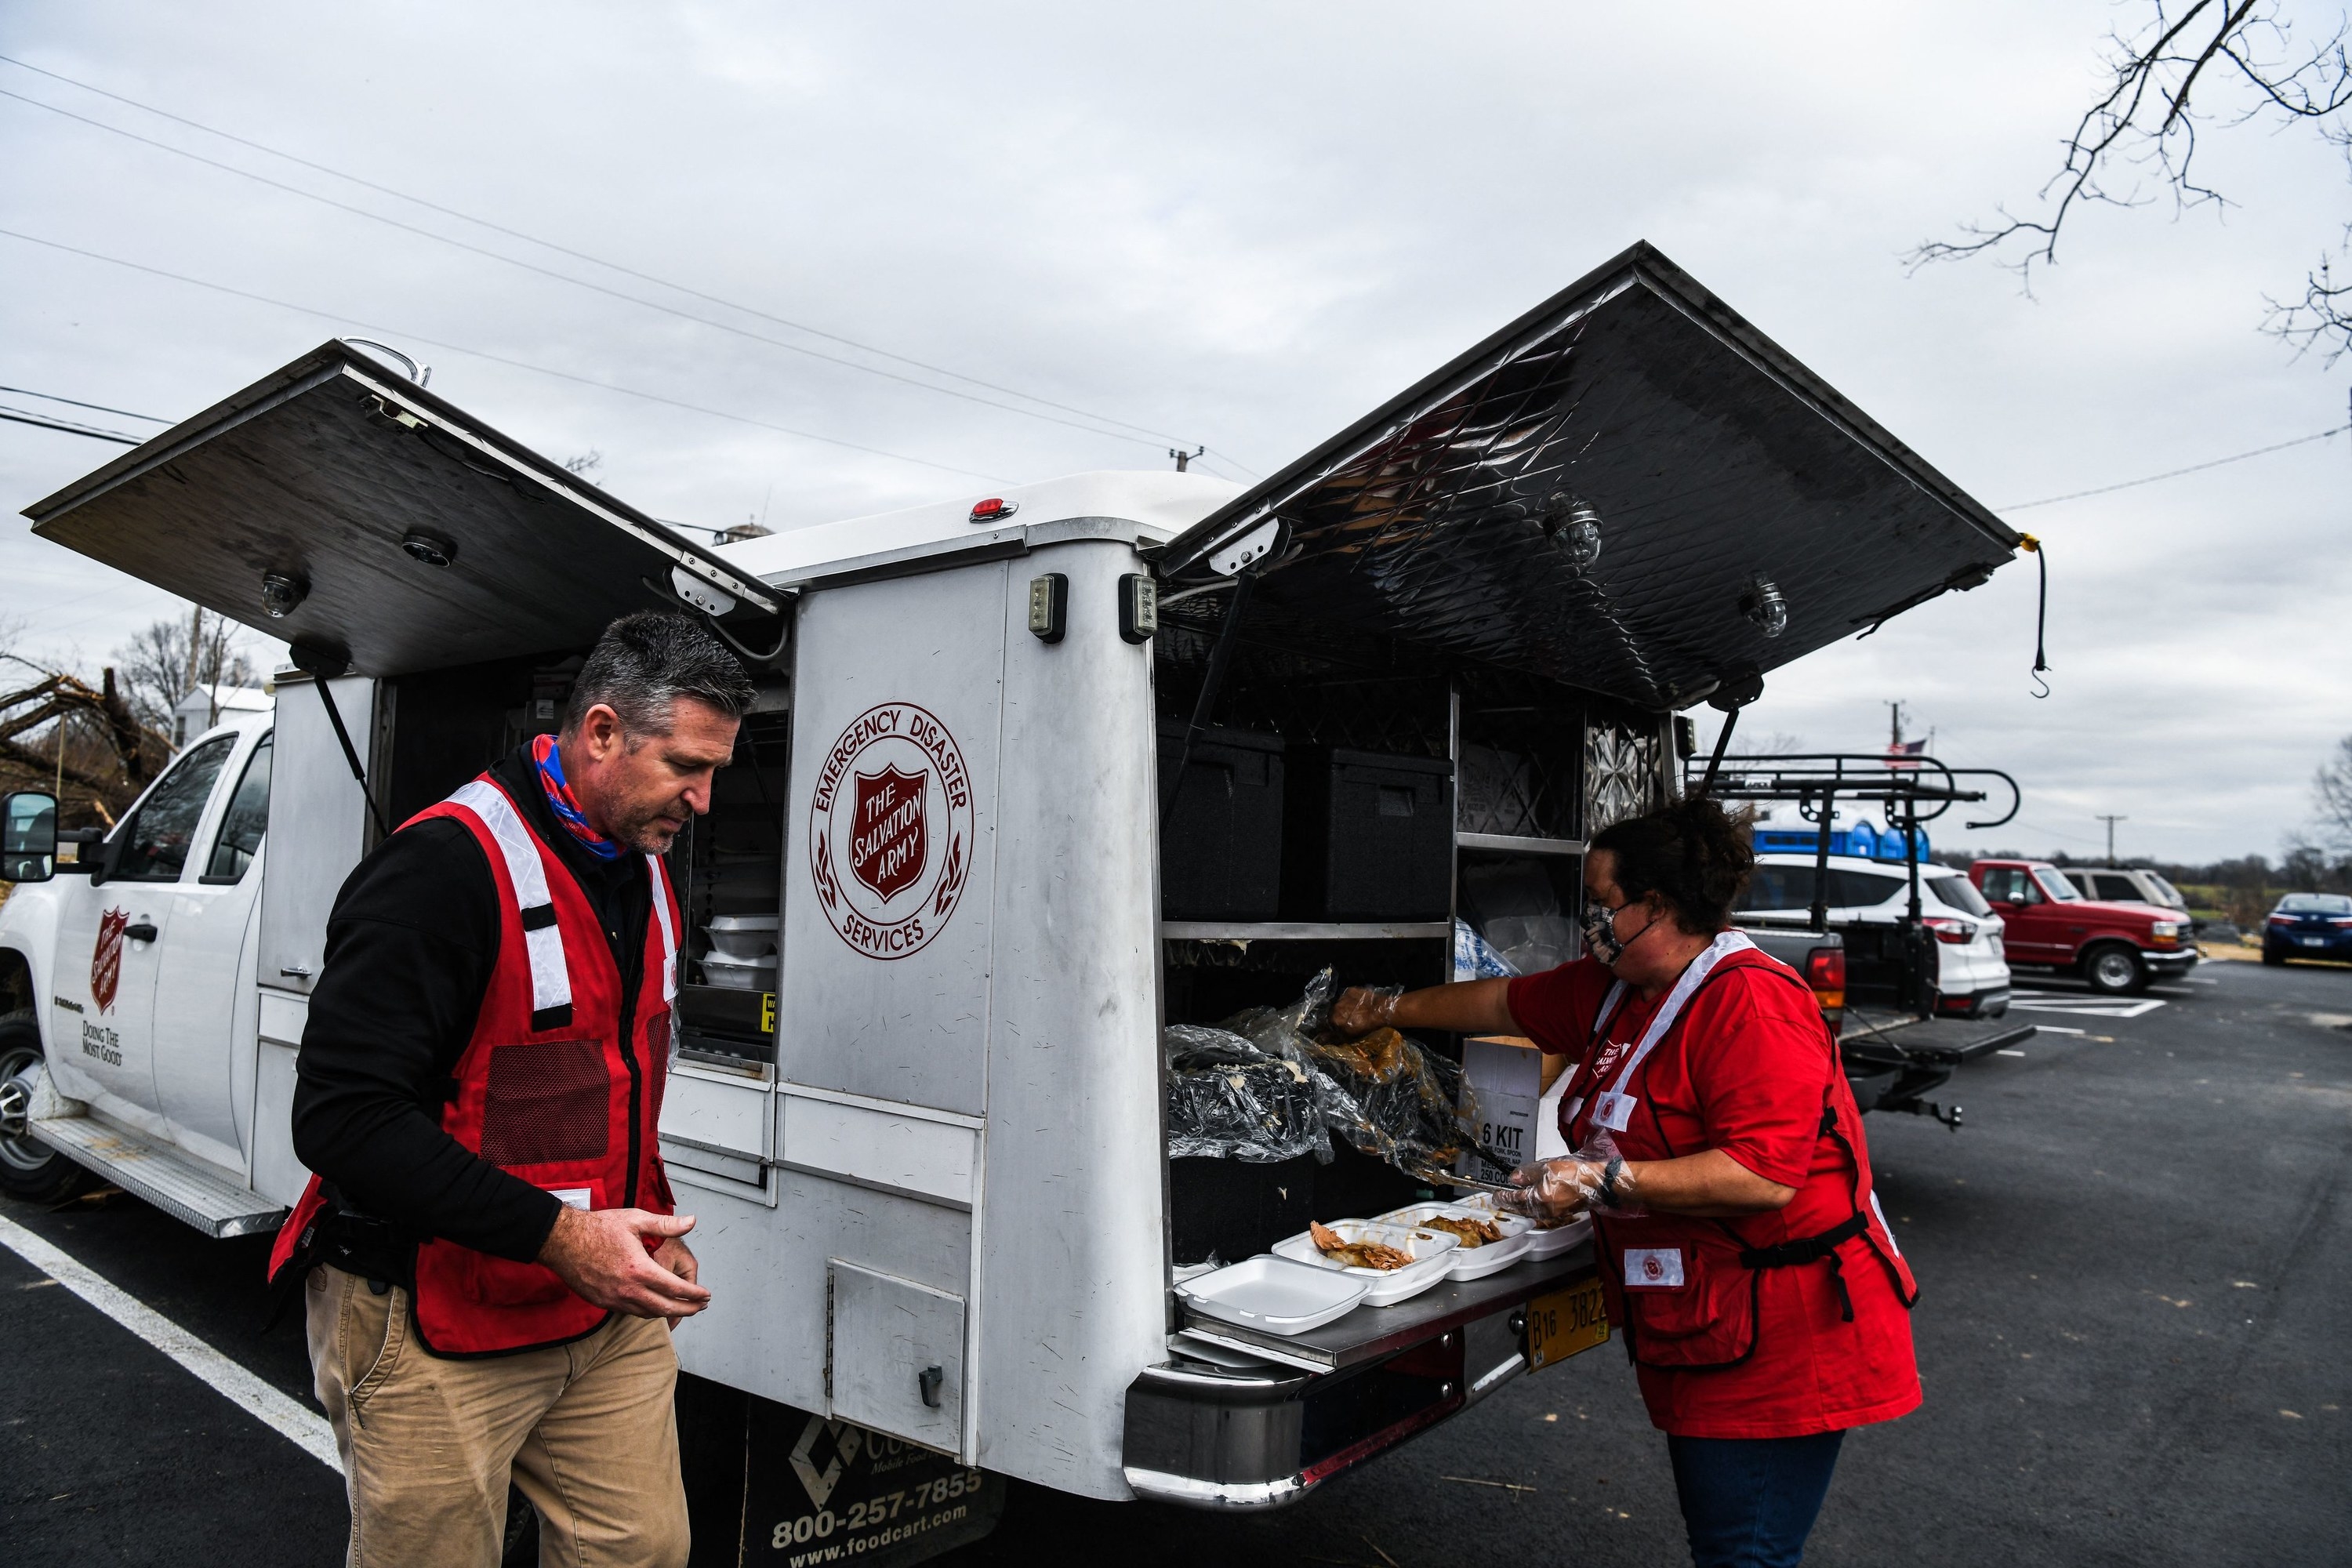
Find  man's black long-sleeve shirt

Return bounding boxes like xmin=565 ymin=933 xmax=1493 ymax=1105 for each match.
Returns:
xmin=291 ymin=746 xmax=654 ymax=1265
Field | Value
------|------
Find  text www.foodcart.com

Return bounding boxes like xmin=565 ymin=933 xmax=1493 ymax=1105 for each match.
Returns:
xmin=780 ymin=1503 xmax=969 ymax=1564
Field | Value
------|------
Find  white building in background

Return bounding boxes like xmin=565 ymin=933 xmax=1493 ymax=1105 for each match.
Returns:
xmin=171 ymin=683 xmax=271 ymax=750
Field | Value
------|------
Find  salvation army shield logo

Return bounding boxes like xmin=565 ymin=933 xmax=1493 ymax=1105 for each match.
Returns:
xmin=810 ymin=702 xmax=975 ymax=960
xmin=850 ymin=765 xmax=927 ymax=902
xmin=91 ymin=907 xmax=129 ymax=1015
xmin=1641 ymin=1254 xmax=1664 ymax=1283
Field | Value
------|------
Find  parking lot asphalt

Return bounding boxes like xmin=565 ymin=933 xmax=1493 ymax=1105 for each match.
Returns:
xmin=5 ymin=956 xmax=2347 ymax=1567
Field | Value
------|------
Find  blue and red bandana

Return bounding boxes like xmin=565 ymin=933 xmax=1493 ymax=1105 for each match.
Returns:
xmin=532 ymin=732 xmax=620 ymax=859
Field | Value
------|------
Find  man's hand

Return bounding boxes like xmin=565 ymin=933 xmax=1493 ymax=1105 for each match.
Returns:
xmin=654 ymin=1233 xmax=699 ymax=1330
xmin=537 ymin=1206 xmax=713 ymax=1321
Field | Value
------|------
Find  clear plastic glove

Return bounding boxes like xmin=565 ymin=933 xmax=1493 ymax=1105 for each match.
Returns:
xmin=1329 ymin=984 xmax=1403 ymax=1037
xmin=1497 ymin=1126 xmax=1644 ymax=1219
xmin=1496 ymin=1156 xmax=1605 ymax=1220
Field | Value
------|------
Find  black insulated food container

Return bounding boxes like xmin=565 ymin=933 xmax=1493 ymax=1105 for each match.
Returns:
xmin=1284 ymin=747 xmax=1456 ymax=921
xmin=1156 ymin=720 xmax=1286 ymax=921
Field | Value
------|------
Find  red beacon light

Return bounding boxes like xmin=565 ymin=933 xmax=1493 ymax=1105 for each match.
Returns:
xmin=969 ymin=496 xmax=1019 ymax=524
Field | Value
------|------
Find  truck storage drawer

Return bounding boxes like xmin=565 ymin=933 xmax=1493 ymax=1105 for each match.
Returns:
xmin=1157 ymin=721 xmax=1285 ymax=921
xmin=1283 ymin=749 xmax=1454 ymax=921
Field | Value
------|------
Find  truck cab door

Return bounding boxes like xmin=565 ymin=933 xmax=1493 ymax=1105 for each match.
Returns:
xmin=150 ymin=729 xmax=273 ymax=1174
xmin=1977 ymin=866 xmax=2056 ymax=964
xmin=50 ymin=734 xmax=240 ymax=1121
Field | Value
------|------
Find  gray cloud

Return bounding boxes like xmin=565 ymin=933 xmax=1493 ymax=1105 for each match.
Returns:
xmin=2 ymin=1 xmax=2343 ymax=861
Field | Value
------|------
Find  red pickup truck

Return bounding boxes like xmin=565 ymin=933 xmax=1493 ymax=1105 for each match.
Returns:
xmin=1969 ymin=859 xmax=2195 ymax=995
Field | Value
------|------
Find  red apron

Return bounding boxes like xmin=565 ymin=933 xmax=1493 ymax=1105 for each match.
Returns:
xmin=270 ymin=775 xmax=681 ymax=1357
xmin=1558 ymin=932 xmax=1918 ymax=1374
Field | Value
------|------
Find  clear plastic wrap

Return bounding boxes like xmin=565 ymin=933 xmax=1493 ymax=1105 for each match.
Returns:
xmin=1163 ymin=1023 xmax=1330 ymax=1163
xmin=1164 ymin=968 xmax=1489 ymax=1185
xmin=1235 ymin=967 xmax=1483 ymax=1188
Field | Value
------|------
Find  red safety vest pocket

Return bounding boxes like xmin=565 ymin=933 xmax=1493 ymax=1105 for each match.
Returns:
xmin=1614 ymin=1226 xmax=1761 ymax=1370
xmin=456 ymin=1250 xmax=576 ymax=1309
xmin=479 ymin=1040 xmax=612 ymax=1167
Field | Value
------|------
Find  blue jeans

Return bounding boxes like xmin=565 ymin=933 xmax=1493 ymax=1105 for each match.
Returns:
xmin=1666 ymin=1430 xmax=1846 ymax=1568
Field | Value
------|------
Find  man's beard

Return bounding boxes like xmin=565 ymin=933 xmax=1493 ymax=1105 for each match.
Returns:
xmin=607 ymin=797 xmax=683 ymax=855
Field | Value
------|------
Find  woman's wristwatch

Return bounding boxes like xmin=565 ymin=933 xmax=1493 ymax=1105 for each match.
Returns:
xmin=1597 ymin=1156 xmax=1625 ymax=1209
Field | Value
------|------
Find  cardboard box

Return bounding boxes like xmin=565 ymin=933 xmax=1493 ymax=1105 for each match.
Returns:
xmin=1460 ymin=1035 xmax=1544 ymax=1176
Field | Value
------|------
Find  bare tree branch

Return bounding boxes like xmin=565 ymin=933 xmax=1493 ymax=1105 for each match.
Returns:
xmin=1911 ymin=2 xmax=2352 ymax=359
xmin=2315 ymin=733 xmax=2352 ymax=848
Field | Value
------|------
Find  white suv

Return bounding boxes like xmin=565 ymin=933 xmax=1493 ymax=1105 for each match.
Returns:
xmin=1731 ymin=852 xmax=2012 ymax=1019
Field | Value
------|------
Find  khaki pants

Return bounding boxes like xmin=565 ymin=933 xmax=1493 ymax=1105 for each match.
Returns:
xmin=306 ymin=1264 xmax=689 ymax=1568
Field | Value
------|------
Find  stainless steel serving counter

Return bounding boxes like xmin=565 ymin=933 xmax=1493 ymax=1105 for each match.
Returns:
xmin=1171 ymin=1243 xmax=1595 ymax=1371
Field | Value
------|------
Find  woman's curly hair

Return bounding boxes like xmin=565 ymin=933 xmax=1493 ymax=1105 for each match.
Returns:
xmin=1588 ymin=795 xmax=1755 ymax=935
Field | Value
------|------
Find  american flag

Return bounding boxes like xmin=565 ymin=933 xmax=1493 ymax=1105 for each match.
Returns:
xmin=1886 ymin=737 xmax=1926 ymax=771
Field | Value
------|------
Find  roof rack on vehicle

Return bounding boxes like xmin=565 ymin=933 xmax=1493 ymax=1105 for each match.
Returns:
xmin=1682 ymin=753 xmax=2020 ymax=989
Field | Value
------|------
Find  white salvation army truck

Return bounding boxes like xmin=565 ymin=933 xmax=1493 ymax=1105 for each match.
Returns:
xmin=0 ymin=242 xmax=2020 ymax=1561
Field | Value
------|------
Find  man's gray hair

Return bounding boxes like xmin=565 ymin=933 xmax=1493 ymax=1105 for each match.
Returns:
xmin=565 ymin=612 xmax=756 ymax=737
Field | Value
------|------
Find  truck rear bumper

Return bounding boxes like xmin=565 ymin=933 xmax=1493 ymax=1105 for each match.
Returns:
xmin=1122 ymin=1250 xmax=1592 ymax=1508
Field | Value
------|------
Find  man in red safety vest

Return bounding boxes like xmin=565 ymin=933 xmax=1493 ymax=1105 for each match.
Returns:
xmin=270 ymin=612 xmax=753 ymax=1568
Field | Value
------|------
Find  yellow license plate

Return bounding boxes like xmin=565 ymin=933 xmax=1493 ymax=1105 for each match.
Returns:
xmin=1526 ymin=1278 xmax=1610 ymax=1370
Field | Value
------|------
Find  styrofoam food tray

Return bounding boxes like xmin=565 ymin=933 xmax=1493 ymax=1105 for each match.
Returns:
xmin=1174 ymin=1255 xmax=1368 ymax=1335
xmin=1458 ymin=1192 xmax=1592 ymax=1259
xmin=703 ymin=915 xmax=781 ymax=960
xmin=1271 ymin=1221 xmax=1457 ymax=1307
xmin=1374 ymin=1202 xmax=1534 ymax=1280
xmin=700 ymin=951 xmax=779 ymax=989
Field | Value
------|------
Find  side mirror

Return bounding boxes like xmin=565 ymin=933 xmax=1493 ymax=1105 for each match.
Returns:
xmin=1 ymin=791 xmax=58 ymax=883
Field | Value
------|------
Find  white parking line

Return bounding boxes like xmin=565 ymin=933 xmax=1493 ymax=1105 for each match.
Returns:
xmin=2007 ymin=994 xmax=2168 ymax=1019
xmin=0 ymin=1213 xmax=340 ymax=1473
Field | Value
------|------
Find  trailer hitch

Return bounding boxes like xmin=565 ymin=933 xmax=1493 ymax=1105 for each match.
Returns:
xmin=1919 ymin=1101 xmax=1963 ymax=1132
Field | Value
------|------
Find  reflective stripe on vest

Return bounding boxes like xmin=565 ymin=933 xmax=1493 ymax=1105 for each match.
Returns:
xmin=646 ymin=852 xmax=677 ymax=1006
xmin=448 ymin=779 xmax=572 ymax=1025
xmin=1581 ymin=931 xmax=1755 ymax=1134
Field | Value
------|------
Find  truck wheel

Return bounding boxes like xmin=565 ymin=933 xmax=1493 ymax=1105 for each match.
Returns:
xmin=2084 ymin=945 xmax=2147 ymax=996
xmin=0 ymin=1012 xmax=90 ymax=1203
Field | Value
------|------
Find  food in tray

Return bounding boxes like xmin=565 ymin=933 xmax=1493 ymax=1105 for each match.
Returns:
xmin=1421 ymin=1214 xmax=1507 ymax=1248
xmin=1308 ymin=1220 xmax=1414 ymax=1271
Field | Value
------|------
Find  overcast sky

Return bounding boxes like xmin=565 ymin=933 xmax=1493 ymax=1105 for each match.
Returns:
xmin=2 ymin=2 xmax=2345 ymax=865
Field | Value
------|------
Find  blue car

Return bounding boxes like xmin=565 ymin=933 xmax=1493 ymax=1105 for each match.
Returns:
xmin=2263 ymin=893 xmax=2352 ymax=964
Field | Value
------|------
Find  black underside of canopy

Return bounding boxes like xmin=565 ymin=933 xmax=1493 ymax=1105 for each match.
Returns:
xmin=1160 ymin=243 xmax=2018 ymax=713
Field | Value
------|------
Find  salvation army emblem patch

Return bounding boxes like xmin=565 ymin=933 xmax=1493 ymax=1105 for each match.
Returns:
xmin=809 ymin=702 xmax=974 ymax=960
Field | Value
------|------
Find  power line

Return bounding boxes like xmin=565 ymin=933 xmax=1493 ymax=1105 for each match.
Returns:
xmin=0 ymin=226 xmax=1014 ymax=483
xmin=0 ymin=85 xmax=1180 ymax=456
xmin=0 ymin=383 xmax=168 ymax=423
xmin=2002 ymin=424 xmax=2348 ymax=511
xmin=0 ymin=56 xmax=1227 ymax=462
xmin=0 ymin=405 xmax=140 ymax=444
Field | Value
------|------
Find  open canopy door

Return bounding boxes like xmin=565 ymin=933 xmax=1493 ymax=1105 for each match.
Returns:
xmin=1156 ymin=242 xmax=2021 ymax=712
xmin=24 ymin=342 xmax=782 ymax=677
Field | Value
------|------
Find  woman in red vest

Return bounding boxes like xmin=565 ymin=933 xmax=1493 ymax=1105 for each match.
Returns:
xmin=1333 ymin=797 xmax=1918 ymax=1568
